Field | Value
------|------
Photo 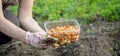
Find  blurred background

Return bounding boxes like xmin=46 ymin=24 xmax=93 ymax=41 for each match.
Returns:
xmin=8 ymin=0 xmax=120 ymax=23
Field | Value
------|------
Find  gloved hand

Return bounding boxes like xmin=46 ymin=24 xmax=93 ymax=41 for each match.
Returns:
xmin=25 ymin=31 xmax=56 ymax=49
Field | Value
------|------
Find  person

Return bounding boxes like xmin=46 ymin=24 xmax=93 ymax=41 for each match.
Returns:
xmin=0 ymin=0 xmax=55 ymax=49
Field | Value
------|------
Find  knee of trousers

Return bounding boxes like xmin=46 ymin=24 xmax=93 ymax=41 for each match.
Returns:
xmin=3 ymin=9 xmax=20 ymax=27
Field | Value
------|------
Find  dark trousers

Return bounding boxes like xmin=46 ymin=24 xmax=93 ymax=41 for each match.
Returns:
xmin=0 ymin=9 xmax=20 ymax=45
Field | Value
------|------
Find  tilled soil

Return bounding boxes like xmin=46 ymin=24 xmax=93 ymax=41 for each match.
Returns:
xmin=0 ymin=20 xmax=120 ymax=56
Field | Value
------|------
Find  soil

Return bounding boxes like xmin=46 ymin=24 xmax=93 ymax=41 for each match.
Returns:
xmin=0 ymin=19 xmax=120 ymax=56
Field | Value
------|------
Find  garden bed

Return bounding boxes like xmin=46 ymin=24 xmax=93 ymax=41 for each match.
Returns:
xmin=0 ymin=19 xmax=120 ymax=56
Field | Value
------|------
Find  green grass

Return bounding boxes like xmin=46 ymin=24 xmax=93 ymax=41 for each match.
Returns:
xmin=8 ymin=0 xmax=120 ymax=22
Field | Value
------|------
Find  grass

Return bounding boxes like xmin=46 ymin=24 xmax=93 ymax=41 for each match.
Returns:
xmin=8 ymin=0 xmax=120 ymax=23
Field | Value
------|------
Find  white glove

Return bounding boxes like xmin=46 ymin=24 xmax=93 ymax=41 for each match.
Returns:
xmin=25 ymin=31 xmax=55 ymax=49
